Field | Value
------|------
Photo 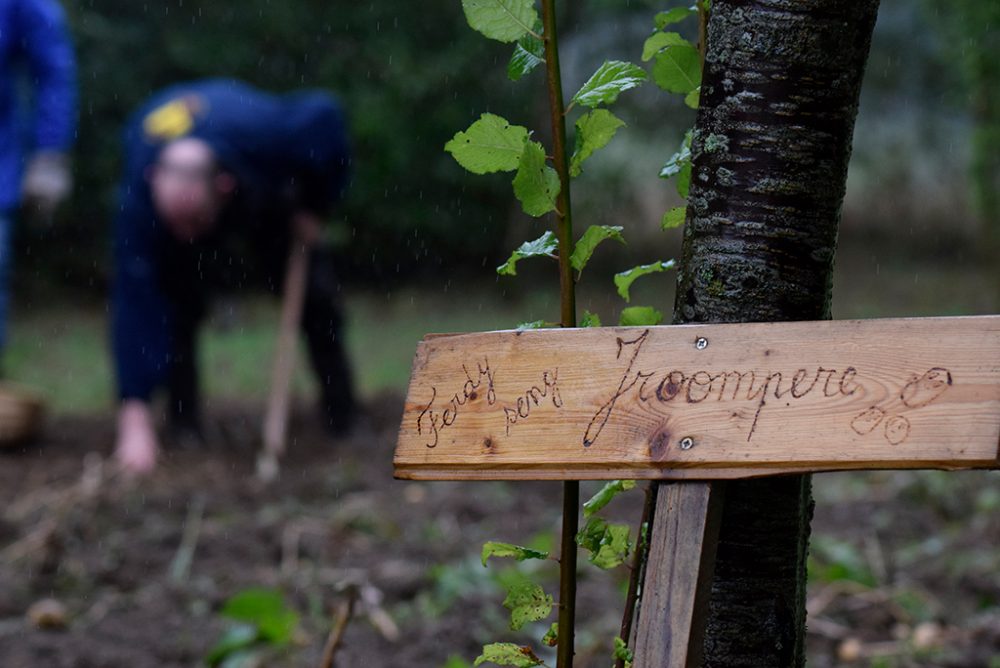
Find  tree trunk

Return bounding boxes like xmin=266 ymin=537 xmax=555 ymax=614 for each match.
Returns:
xmin=671 ymin=1 xmax=879 ymax=665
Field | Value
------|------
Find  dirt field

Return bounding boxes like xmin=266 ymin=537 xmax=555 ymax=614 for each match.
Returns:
xmin=1 ymin=394 xmax=997 ymax=667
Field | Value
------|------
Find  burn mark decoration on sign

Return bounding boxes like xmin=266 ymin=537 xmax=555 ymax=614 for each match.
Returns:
xmin=850 ymin=367 xmax=952 ymax=445
xmin=502 ymin=368 xmax=562 ymax=435
xmin=583 ymin=329 xmax=870 ymax=449
xmin=416 ymin=359 xmax=497 ymax=448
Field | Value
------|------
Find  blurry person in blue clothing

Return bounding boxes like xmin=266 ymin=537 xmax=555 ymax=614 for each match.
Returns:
xmin=0 ymin=0 xmax=76 ymax=363
xmin=112 ymin=80 xmax=356 ymax=474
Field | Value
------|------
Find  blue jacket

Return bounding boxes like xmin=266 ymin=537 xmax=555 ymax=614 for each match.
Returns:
xmin=112 ymin=79 xmax=351 ymax=401
xmin=0 ymin=0 xmax=76 ymax=210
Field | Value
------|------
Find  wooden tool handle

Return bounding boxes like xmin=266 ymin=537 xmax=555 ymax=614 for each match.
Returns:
xmin=262 ymin=241 xmax=310 ymax=461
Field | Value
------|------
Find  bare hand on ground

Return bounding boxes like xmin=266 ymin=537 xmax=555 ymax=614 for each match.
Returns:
xmin=115 ymin=400 xmax=159 ymax=475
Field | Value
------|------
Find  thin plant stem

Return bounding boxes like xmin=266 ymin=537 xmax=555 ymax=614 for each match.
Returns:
xmin=543 ymin=3 xmax=575 ymax=329
xmin=698 ymin=1 xmax=708 ymax=66
xmin=614 ymin=483 xmax=657 ymax=668
xmin=541 ymin=1 xmax=577 ymax=667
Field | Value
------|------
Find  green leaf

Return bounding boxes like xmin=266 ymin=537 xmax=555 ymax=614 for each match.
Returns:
xmin=641 ymin=31 xmax=689 ymax=62
xmin=474 ymin=643 xmax=545 ymax=667
xmin=661 ymin=206 xmax=686 ymax=230
xmin=444 ymin=656 xmax=474 ymax=668
xmin=582 ymin=480 xmax=636 ymax=518
xmin=575 ymin=517 xmax=632 ymax=569
xmin=619 ymin=306 xmax=663 ymax=326
xmin=571 ymin=61 xmax=648 ymax=109
xmin=508 ymin=23 xmax=545 ymax=81
xmin=446 ymin=113 xmax=530 ymax=175
xmin=482 ymin=541 xmax=550 ymax=567
xmin=677 ymin=160 xmax=692 ymax=198
xmin=219 ymin=649 xmax=265 ymax=668
xmin=660 ymin=132 xmax=693 ymax=198
xmin=684 ymin=87 xmax=700 ymax=109
xmin=221 ymin=589 xmax=298 ymax=645
xmin=497 ymin=231 xmax=558 ymax=276
xmin=206 ymin=623 xmax=259 ymax=666
xmin=652 ymin=44 xmax=702 ymax=94
xmin=579 ymin=310 xmax=602 ymax=328
xmin=659 ymin=132 xmax=691 ymax=179
xmin=570 ymin=225 xmax=625 ymax=274
xmin=516 ymin=320 xmax=556 ymax=330
xmin=654 ymin=7 xmax=697 ymax=29
xmin=513 ymin=141 xmax=561 ymax=216
xmin=503 ymin=582 xmax=554 ymax=630
xmin=570 ymin=109 xmax=626 ymax=177
xmin=541 ymin=622 xmax=559 ymax=647
xmin=614 ymin=261 xmax=677 ymax=302
xmin=613 ymin=637 xmax=634 ymax=663
xmin=462 ymin=0 xmax=538 ymax=43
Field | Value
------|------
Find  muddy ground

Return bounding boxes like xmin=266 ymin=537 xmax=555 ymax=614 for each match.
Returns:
xmin=1 ymin=394 xmax=997 ymax=667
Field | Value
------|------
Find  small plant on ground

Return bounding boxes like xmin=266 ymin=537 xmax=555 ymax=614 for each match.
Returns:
xmin=206 ymin=588 xmax=300 ymax=667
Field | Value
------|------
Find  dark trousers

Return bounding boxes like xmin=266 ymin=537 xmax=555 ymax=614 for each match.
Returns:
xmin=165 ymin=244 xmax=356 ymax=435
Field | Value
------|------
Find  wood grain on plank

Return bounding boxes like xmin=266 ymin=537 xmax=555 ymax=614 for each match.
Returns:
xmin=632 ymin=482 xmax=723 ymax=668
xmin=394 ymin=316 xmax=1000 ymax=480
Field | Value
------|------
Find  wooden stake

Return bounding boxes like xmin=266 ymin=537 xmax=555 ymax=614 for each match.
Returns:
xmin=632 ymin=482 xmax=724 ymax=667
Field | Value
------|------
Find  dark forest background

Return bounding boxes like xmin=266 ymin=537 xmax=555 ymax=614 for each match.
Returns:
xmin=14 ymin=0 xmax=998 ymax=297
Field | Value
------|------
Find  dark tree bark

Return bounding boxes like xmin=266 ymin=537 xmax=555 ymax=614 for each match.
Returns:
xmin=670 ymin=1 xmax=880 ymax=665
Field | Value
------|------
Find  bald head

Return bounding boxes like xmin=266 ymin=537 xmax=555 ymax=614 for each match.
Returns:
xmin=149 ymin=137 xmax=234 ymax=242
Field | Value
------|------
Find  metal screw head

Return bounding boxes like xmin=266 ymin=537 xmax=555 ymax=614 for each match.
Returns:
xmin=679 ymin=437 xmax=695 ymax=450
xmin=695 ymin=337 xmax=708 ymax=350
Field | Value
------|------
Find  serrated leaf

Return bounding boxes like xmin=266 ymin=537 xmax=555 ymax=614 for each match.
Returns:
xmin=659 ymin=132 xmax=691 ymax=179
xmin=497 ymin=231 xmax=557 ymax=276
xmin=542 ymin=622 xmax=559 ymax=647
xmin=662 ymin=206 xmax=686 ymax=230
xmin=462 ymin=0 xmax=538 ymax=43
xmin=571 ymin=60 xmax=648 ymax=109
xmin=575 ymin=517 xmax=632 ymax=570
xmin=446 ymin=113 xmax=529 ymax=174
xmin=570 ymin=225 xmax=625 ymax=274
xmin=474 ymin=643 xmax=545 ymax=667
xmin=654 ymin=6 xmax=697 ymax=29
xmin=660 ymin=132 xmax=693 ymax=198
xmin=652 ymin=44 xmax=702 ymax=94
xmin=482 ymin=541 xmax=550 ymax=567
xmin=619 ymin=306 xmax=663 ymax=326
xmin=570 ymin=109 xmax=626 ymax=177
xmin=613 ymin=637 xmax=634 ymax=663
xmin=641 ymin=31 xmax=689 ymax=62
xmin=579 ymin=310 xmax=602 ymax=328
xmin=582 ymin=480 xmax=636 ymax=518
xmin=503 ymin=582 xmax=554 ymax=630
xmin=221 ymin=589 xmax=298 ymax=645
xmin=614 ymin=261 xmax=677 ymax=302
xmin=684 ymin=87 xmax=700 ymax=109
xmin=508 ymin=23 xmax=545 ymax=81
xmin=513 ymin=140 xmax=561 ymax=216
xmin=575 ymin=517 xmax=606 ymax=554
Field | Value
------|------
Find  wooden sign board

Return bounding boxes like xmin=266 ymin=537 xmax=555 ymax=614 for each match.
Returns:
xmin=394 ymin=316 xmax=1000 ymax=481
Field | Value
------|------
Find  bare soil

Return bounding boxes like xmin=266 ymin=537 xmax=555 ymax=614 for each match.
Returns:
xmin=0 ymin=394 xmax=997 ymax=667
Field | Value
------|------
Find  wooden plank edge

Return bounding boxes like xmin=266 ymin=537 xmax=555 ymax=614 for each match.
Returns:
xmin=393 ymin=460 xmax=999 ymax=481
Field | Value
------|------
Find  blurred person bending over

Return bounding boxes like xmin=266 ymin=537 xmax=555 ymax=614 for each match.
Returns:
xmin=0 ymin=0 xmax=75 ymax=363
xmin=113 ymin=79 xmax=356 ymax=475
